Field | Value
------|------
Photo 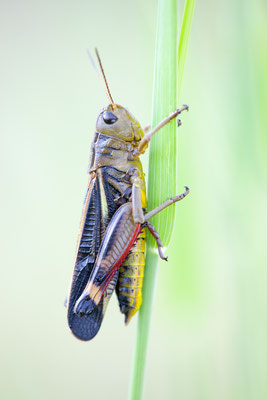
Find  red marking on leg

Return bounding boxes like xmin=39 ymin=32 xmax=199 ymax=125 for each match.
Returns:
xmin=94 ymin=224 xmax=142 ymax=303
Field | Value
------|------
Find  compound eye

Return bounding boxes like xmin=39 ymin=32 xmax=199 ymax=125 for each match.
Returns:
xmin=103 ymin=111 xmax=118 ymax=125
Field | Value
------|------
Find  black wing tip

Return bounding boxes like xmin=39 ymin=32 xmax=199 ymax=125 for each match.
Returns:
xmin=68 ymin=313 xmax=103 ymax=341
xmin=68 ymin=324 xmax=100 ymax=341
xmin=67 ymin=299 xmax=104 ymax=341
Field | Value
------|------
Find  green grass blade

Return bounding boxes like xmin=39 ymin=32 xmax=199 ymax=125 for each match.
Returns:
xmin=148 ymin=0 xmax=178 ymax=248
xmin=178 ymin=0 xmax=196 ymax=99
xmin=128 ymin=248 xmax=158 ymax=400
xmin=128 ymin=1 xmax=196 ymax=399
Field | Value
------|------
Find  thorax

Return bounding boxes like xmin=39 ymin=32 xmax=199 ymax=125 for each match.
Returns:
xmin=89 ymin=132 xmax=143 ymax=175
xmin=88 ymin=132 xmax=146 ymax=209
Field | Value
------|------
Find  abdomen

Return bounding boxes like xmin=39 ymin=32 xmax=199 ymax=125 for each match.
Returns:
xmin=116 ymin=228 xmax=146 ymax=324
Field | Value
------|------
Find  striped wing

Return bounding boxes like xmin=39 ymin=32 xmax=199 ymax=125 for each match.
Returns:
xmin=74 ymin=202 xmax=141 ymax=317
xmin=67 ymin=167 xmax=122 ymax=341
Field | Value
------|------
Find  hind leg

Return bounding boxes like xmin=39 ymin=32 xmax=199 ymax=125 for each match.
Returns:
xmin=146 ymin=222 xmax=168 ymax=261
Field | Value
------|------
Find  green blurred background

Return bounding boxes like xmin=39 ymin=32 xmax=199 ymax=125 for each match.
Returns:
xmin=1 ymin=0 xmax=267 ymax=399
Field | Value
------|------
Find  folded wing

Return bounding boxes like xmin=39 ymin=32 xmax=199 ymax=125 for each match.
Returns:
xmin=74 ymin=202 xmax=141 ymax=318
xmin=67 ymin=168 xmax=122 ymax=341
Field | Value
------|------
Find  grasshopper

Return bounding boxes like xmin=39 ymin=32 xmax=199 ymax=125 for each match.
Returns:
xmin=67 ymin=50 xmax=189 ymax=341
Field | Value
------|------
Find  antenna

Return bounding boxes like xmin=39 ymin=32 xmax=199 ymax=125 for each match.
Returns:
xmin=86 ymin=48 xmax=115 ymax=107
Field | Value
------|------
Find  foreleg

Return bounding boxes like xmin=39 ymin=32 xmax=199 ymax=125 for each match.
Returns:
xmin=133 ymin=105 xmax=189 ymax=157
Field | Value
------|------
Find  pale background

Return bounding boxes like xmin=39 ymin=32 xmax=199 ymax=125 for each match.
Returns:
xmin=1 ymin=0 xmax=267 ymax=399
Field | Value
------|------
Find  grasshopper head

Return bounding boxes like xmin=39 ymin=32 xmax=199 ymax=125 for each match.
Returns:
xmin=96 ymin=104 xmax=144 ymax=144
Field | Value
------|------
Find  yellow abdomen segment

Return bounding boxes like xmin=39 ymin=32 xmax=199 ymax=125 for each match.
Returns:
xmin=116 ymin=227 xmax=146 ymax=324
